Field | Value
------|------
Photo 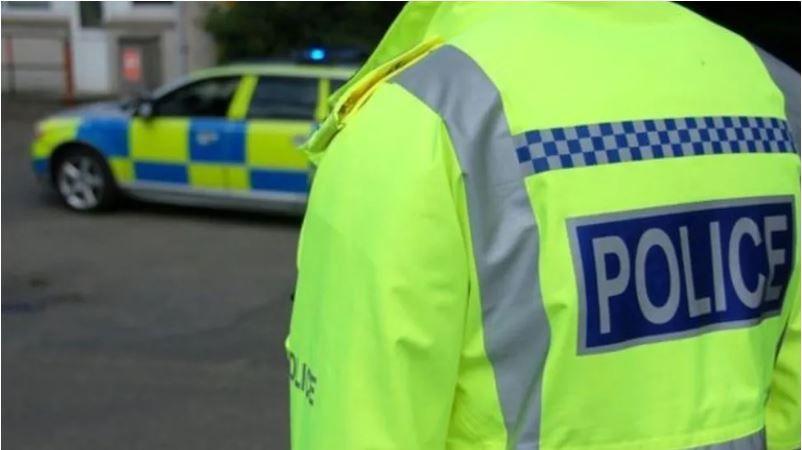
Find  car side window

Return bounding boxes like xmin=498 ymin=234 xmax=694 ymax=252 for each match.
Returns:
xmin=247 ymin=76 xmax=318 ymax=120
xmin=154 ymin=76 xmax=240 ymax=118
xmin=330 ymin=79 xmax=347 ymax=93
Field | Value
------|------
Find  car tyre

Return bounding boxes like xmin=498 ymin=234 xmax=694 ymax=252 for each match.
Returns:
xmin=54 ymin=147 xmax=119 ymax=212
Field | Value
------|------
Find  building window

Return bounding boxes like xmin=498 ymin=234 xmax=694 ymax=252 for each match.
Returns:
xmin=79 ymin=1 xmax=103 ymax=28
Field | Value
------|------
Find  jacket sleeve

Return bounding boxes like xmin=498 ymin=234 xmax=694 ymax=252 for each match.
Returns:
xmin=754 ymin=47 xmax=800 ymax=151
xmin=765 ymin=283 xmax=801 ymax=450
xmin=757 ymin=47 xmax=801 ymax=450
xmin=287 ymin=82 xmax=469 ymax=449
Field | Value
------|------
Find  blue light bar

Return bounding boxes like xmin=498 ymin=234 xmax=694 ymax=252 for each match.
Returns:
xmin=309 ymin=48 xmax=326 ymax=61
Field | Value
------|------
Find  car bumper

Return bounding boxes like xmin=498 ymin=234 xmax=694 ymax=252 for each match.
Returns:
xmin=31 ymin=158 xmax=51 ymax=185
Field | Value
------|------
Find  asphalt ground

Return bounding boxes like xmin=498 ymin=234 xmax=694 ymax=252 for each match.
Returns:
xmin=2 ymin=98 xmax=298 ymax=449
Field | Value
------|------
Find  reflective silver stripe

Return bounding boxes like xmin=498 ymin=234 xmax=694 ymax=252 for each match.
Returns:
xmin=393 ymin=45 xmax=549 ymax=449
xmin=693 ymin=429 xmax=766 ymax=450
xmin=755 ymin=46 xmax=801 ymax=152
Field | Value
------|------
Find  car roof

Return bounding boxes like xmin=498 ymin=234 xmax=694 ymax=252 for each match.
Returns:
xmin=191 ymin=63 xmax=357 ymax=80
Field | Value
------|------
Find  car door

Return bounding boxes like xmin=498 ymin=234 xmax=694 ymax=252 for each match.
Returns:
xmin=238 ymin=75 xmax=320 ymax=197
xmin=130 ymin=76 xmax=243 ymax=191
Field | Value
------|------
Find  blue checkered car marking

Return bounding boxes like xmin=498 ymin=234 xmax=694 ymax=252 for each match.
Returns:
xmin=514 ymin=117 xmax=796 ymax=175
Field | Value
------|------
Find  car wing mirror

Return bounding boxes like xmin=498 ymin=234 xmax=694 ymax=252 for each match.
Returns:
xmin=136 ymin=100 xmax=154 ymax=119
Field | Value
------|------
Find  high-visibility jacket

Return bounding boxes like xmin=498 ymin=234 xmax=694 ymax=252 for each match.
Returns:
xmin=287 ymin=3 xmax=801 ymax=449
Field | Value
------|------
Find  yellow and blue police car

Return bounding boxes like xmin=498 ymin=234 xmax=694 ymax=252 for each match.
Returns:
xmin=31 ymin=61 xmax=354 ymax=213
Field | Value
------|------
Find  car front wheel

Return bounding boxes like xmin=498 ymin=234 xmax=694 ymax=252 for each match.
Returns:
xmin=55 ymin=148 xmax=118 ymax=212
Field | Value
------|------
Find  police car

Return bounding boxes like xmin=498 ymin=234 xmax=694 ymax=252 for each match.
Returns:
xmin=31 ymin=61 xmax=354 ymax=213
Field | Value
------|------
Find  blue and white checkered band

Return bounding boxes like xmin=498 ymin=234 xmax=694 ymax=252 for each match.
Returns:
xmin=514 ymin=116 xmax=797 ymax=176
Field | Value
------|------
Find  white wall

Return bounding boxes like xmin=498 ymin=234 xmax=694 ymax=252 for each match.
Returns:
xmin=1 ymin=1 xmax=113 ymax=95
xmin=72 ymin=31 xmax=112 ymax=95
xmin=104 ymin=1 xmax=176 ymax=21
xmin=161 ymin=29 xmax=181 ymax=83
xmin=1 ymin=1 xmax=73 ymax=94
xmin=183 ymin=2 xmax=216 ymax=72
xmin=2 ymin=1 xmax=197 ymax=97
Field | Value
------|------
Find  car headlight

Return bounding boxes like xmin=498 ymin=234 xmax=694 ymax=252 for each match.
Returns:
xmin=34 ymin=121 xmax=46 ymax=141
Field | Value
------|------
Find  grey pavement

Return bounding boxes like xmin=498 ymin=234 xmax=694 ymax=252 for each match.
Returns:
xmin=2 ymin=98 xmax=297 ymax=449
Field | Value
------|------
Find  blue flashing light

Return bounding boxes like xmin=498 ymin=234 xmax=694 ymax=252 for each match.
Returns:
xmin=309 ymin=48 xmax=326 ymax=62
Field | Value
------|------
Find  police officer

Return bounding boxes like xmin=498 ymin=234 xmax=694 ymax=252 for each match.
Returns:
xmin=287 ymin=3 xmax=800 ymax=449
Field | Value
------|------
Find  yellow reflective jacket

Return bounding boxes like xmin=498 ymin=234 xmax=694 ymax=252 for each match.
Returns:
xmin=288 ymin=3 xmax=801 ymax=449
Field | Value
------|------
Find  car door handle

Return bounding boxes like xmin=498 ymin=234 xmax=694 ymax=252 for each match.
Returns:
xmin=292 ymin=134 xmax=308 ymax=147
xmin=196 ymin=131 xmax=219 ymax=146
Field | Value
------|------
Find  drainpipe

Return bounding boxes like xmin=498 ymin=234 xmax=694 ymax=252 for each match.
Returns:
xmin=63 ymin=39 xmax=75 ymax=104
xmin=4 ymin=36 xmax=15 ymax=95
xmin=176 ymin=1 xmax=188 ymax=75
